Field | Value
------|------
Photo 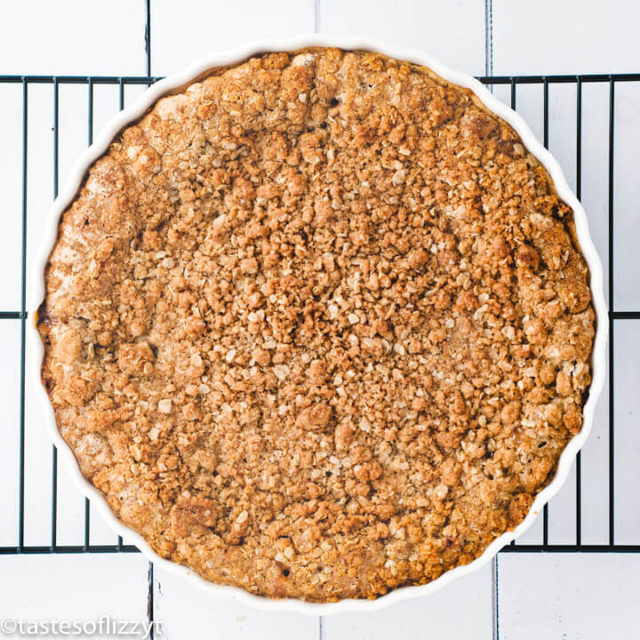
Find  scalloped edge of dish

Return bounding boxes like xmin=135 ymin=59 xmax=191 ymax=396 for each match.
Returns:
xmin=29 ymin=34 xmax=608 ymax=615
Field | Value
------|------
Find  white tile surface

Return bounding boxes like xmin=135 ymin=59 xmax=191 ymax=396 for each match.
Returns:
xmin=0 ymin=321 xmax=21 ymax=547
xmin=152 ymin=565 xmax=318 ymax=640
xmin=574 ymin=374 xmax=610 ymax=545
xmin=613 ymin=321 xmax=640 ymax=544
xmin=150 ymin=0 xmax=315 ymax=75
xmin=577 ymin=82 xmax=613 ymax=303
xmin=320 ymin=0 xmax=486 ymax=76
xmin=322 ymin=563 xmax=493 ymax=640
xmin=0 ymin=84 xmax=23 ymax=312
xmin=0 ymin=554 xmax=149 ymax=619
xmin=22 ymin=378 xmax=55 ymax=548
xmin=24 ymin=82 xmax=55 ymax=313
xmin=493 ymin=0 xmax=640 ymax=74
xmin=0 ymin=0 xmax=146 ymax=75
xmin=497 ymin=554 xmax=640 ymax=640
xmin=613 ymin=82 xmax=640 ymax=311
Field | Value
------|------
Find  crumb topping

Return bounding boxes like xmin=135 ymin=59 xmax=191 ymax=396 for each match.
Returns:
xmin=39 ymin=48 xmax=595 ymax=601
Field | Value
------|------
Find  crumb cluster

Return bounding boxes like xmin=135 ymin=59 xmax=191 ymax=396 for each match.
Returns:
xmin=39 ymin=48 xmax=594 ymax=601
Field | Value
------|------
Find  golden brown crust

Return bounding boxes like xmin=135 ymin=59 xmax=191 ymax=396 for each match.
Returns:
xmin=39 ymin=48 xmax=595 ymax=601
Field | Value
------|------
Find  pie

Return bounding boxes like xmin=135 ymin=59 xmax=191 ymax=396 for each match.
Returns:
xmin=38 ymin=47 xmax=595 ymax=601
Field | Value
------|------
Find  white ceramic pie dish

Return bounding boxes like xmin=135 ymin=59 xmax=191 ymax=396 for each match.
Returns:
xmin=29 ymin=34 xmax=607 ymax=615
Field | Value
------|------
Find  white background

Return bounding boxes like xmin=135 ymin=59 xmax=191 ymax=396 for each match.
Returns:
xmin=0 ymin=1 xmax=639 ymax=639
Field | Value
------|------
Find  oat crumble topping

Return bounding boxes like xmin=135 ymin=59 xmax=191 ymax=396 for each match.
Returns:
xmin=38 ymin=48 xmax=595 ymax=601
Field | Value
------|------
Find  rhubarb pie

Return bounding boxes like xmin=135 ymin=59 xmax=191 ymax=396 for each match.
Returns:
xmin=38 ymin=48 xmax=595 ymax=601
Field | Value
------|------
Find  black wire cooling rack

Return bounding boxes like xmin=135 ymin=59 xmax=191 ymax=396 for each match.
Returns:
xmin=1 ymin=70 xmax=639 ymax=557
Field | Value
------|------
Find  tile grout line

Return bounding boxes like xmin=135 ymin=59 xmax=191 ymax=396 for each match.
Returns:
xmin=17 ymin=76 xmax=28 ymax=554
xmin=147 ymin=562 xmax=155 ymax=640
xmin=145 ymin=0 xmax=152 ymax=77
xmin=51 ymin=78 xmax=59 ymax=553
xmin=492 ymin=556 xmax=500 ymax=640
xmin=486 ymin=5 xmax=497 ymax=637
xmin=144 ymin=2 xmax=155 ymax=637
xmin=315 ymin=2 xmax=323 ymax=634
xmin=484 ymin=0 xmax=494 ymax=77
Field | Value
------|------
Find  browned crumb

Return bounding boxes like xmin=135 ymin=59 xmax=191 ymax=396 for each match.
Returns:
xmin=38 ymin=48 xmax=595 ymax=601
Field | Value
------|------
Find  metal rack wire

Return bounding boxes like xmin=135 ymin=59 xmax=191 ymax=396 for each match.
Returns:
xmin=1 ymin=70 xmax=639 ymax=557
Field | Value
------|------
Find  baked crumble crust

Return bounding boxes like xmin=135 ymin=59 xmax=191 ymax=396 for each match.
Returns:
xmin=39 ymin=48 xmax=595 ymax=601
